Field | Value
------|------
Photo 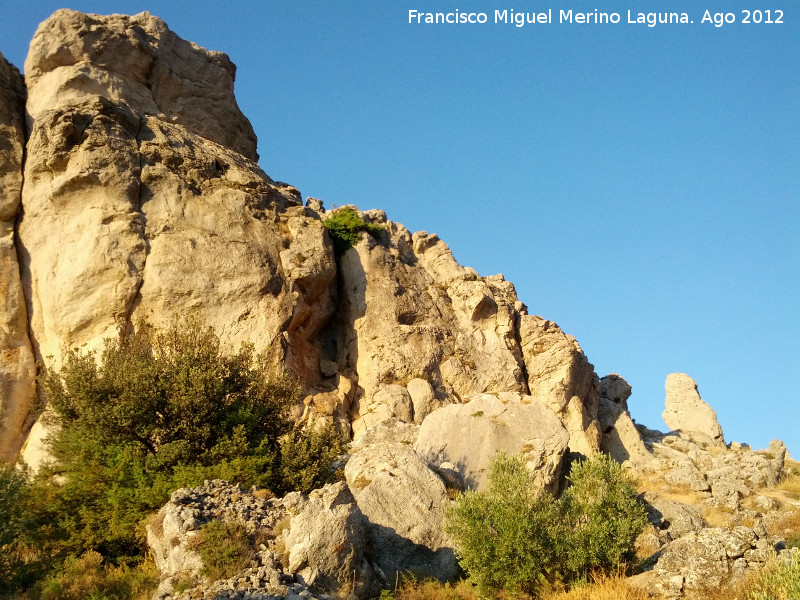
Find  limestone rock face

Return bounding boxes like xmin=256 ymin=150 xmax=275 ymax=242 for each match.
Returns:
xmin=0 ymin=53 xmax=36 ymax=462
xmin=344 ymin=442 xmax=458 ymax=584
xmin=24 ymin=10 xmax=258 ymax=160
xmin=15 ymin=9 xmax=337 ymax=449
xmin=415 ymin=393 xmax=570 ymax=493
xmin=518 ymin=315 xmax=601 ymax=456
xmin=663 ymin=373 xmax=725 ymax=447
xmin=5 ymin=10 xmax=603 ymax=471
xmin=335 ymin=219 xmax=527 ymax=434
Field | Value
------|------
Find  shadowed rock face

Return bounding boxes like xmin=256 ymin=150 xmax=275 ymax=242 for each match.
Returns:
xmin=0 ymin=52 xmax=36 ymax=462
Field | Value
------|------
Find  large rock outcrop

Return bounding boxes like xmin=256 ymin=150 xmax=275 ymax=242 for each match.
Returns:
xmin=0 ymin=52 xmax=36 ymax=462
xmin=598 ymin=373 xmax=654 ymax=467
xmin=662 ymin=373 xmax=725 ymax=447
xmin=518 ymin=315 xmax=601 ymax=456
xmin=19 ymin=9 xmax=334 ymax=371
xmin=5 ymin=10 xmax=605 ymax=465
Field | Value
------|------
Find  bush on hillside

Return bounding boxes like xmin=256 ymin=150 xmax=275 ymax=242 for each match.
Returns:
xmin=561 ymin=453 xmax=648 ymax=581
xmin=323 ymin=207 xmax=384 ymax=256
xmin=444 ymin=453 xmax=564 ymax=595
xmin=445 ymin=452 xmax=648 ymax=596
xmin=27 ymin=319 xmax=299 ymax=566
xmin=277 ymin=424 xmax=348 ymax=495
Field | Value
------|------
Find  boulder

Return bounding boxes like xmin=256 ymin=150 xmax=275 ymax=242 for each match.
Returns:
xmin=415 ymin=393 xmax=570 ymax=493
xmin=284 ymin=482 xmax=372 ymax=597
xmin=0 ymin=53 xmax=36 ymax=463
xmin=643 ymin=526 xmax=780 ymax=597
xmin=662 ymin=373 xmax=725 ymax=447
xmin=344 ymin=442 xmax=457 ymax=584
xmin=645 ymin=494 xmax=707 ymax=541
xmin=406 ymin=377 xmax=440 ymax=423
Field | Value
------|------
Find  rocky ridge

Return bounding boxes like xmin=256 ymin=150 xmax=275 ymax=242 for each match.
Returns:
xmin=0 ymin=10 xmax=797 ymax=600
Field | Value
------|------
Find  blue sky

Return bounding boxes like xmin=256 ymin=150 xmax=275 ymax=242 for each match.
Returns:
xmin=2 ymin=1 xmax=798 ymax=455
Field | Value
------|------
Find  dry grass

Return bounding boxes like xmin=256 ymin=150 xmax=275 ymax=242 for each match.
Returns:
xmin=384 ymin=573 xmax=649 ymax=600
xmin=700 ymin=504 xmax=736 ymax=529
xmin=390 ymin=579 xmax=483 ymax=600
xmin=769 ymin=509 xmax=800 ymax=547
xmin=775 ymin=470 xmax=800 ymax=501
xmin=542 ymin=572 xmax=648 ymax=600
xmin=721 ymin=551 xmax=800 ymax=600
xmin=636 ymin=472 xmax=704 ymax=506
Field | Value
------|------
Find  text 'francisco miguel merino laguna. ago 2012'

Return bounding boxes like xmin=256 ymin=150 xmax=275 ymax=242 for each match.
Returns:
xmin=407 ymin=9 xmax=786 ymax=28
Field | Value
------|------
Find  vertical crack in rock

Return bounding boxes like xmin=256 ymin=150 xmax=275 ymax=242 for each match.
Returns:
xmin=123 ymin=115 xmax=150 ymax=333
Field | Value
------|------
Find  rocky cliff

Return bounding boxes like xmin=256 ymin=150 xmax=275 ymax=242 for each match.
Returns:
xmin=0 ymin=9 xmax=601 ymax=466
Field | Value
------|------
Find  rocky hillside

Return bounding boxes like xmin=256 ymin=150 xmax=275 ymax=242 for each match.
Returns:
xmin=0 ymin=10 xmax=797 ymax=600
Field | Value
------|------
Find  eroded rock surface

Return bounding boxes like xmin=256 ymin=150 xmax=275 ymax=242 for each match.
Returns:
xmin=0 ymin=52 xmax=35 ymax=462
xmin=344 ymin=442 xmax=458 ymax=584
xmin=598 ymin=373 xmax=654 ymax=467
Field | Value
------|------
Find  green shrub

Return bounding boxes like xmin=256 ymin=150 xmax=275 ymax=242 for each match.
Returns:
xmin=323 ymin=207 xmax=384 ymax=256
xmin=189 ymin=520 xmax=254 ymax=582
xmin=561 ymin=453 xmax=648 ymax=581
xmin=445 ymin=453 xmax=563 ymax=595
xmin=28 ymin=319 xmax=298 ymax=565
xmin=277 ymin=423 xmax=349 ymax=495
xmin=445 ymin=452 xmax=647 ymax=596
xmin=38 ymin=551 xmax=158 ymax=600
xmin=0 ymin=464 xmax=36 ymax=593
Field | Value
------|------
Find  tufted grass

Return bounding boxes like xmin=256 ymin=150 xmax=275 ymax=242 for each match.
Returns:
xmin=382 ymin=573 xmax=649 ymax=600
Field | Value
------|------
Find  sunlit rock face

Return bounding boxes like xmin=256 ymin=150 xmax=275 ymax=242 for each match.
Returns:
xmin=4 ymin=9 xmax=603 ymax=466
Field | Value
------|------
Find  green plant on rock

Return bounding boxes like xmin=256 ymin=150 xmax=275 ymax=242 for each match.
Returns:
xmin=188 ymin=520 xmax=255 ymax=582
xmin=323 ymin=207 xmax=384 ymax=256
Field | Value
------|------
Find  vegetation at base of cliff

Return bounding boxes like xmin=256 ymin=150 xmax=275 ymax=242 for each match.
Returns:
xmin=323 ymin=206 xmax=384 ymax=256
xmin=278 ymin=424 xmax=349 ymax=495
xmin=377 ymin=571 xmax=650 ymax=600
xmin=0 ymin=319 xmax=346 ymax=599
xmin=445 ymin=453 xmax=648 ymax=597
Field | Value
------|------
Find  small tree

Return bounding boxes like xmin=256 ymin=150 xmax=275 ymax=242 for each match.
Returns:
xmin=444 ymin=453 xmax=564 ymax=595
xmin=30 ymin=319 xmax=298 ymax=564
xmin=561 ymin=453 xmax=648 ymax=580
xmin=445 ymin=452 xmax=647 ymax=596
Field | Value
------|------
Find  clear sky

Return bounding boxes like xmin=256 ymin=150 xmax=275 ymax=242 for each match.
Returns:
xmin=1 ymin=1 xmax=798 ymax=455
